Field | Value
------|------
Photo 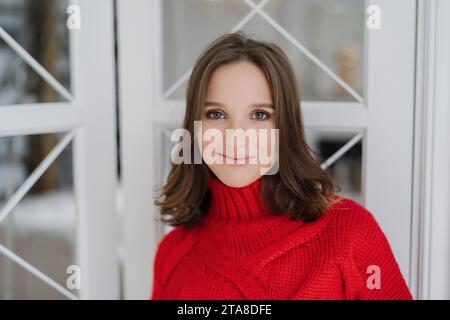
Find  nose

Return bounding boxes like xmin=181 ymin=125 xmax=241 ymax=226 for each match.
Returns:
xmin=223 ymin=118 xmax=254 ymax=157
xmin=225 ymin=114 xmax=247 ymax=132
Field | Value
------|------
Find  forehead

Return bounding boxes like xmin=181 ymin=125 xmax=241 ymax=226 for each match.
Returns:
xmin=205 ymin=61 xmax=272 ymax=103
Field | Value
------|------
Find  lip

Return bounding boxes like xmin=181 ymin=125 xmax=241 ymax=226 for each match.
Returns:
xmin=216 ymin=152 xmax=256 ymax=165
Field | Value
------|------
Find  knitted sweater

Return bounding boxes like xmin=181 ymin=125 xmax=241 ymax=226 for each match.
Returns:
xmin=151 ymin=176 xmax=413 ymax=300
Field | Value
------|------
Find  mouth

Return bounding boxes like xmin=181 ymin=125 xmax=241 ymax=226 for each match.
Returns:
xmin=215 ymin=151 xmax=256 ymax=165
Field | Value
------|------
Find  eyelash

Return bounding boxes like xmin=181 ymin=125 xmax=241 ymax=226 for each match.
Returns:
xmin=205 ymin=109 xmax=271 ymax=121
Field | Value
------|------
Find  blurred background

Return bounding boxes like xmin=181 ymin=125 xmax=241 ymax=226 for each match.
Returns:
xmin=0 ymin=0 xmax=448 ymax=300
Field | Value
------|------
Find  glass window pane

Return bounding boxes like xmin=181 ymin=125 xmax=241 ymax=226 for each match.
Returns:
xmin=0 ymin=133 xmax=78 ymax=299
xmin=306 ymin=129 xmax=362 ymax=203
xmin=162 ymin=0 xmax=250 ymax=99
xmin=0 ymin=0 xmax=71 ymax=106
xmin=263 ymin=0 xmax=364 ymax=101
xmin=162 ymin=0 xmax=364 ymax=101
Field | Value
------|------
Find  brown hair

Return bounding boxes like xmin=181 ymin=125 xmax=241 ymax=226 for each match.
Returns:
xmin=154 ymin=31 xmax=341 ymax=229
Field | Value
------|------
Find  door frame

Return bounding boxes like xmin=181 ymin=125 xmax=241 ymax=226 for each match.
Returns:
xmin=0 ymin=0 xmax=119 ymax=299
xmin=410 ymin=0 xmax=450 ymax=300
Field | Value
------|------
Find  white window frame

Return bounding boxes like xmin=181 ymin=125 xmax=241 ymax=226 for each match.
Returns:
xmin=410 ymin=0 xmax=450 ymax=300
xmin=0 ymin=0 xmax=119 ymax=299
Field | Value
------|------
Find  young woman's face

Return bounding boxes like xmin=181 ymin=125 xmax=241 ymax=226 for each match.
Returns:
xmin=197 ymin=61 xmax=277 ymax=187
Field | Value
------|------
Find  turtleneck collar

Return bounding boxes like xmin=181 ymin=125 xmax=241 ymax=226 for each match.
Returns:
xmin=194 ymin=175 xmax=305 ymax=260
xmin=204 ymin=175 xmax=272 ymax=223
xmin=189 ymin=175 xmax=342 ymax=263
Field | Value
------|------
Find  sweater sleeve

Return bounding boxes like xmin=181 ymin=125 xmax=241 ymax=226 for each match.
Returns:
xmin=150 ymin=233 xmax=167 ymax=300
xmin=348 ymin=206 xmax=414 ymax=300
xmin=150 ymin=226 xmax=184 ymax=300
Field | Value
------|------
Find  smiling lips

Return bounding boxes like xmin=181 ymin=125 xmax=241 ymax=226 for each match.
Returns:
xmin=216 ymin=152 xmax=256 ymax=165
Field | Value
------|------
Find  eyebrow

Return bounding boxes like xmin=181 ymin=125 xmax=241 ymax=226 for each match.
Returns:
xmin=204 ymin=101 xmax=274 ymax=109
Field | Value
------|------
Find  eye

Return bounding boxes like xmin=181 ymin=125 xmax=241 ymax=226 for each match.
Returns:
xmin=206 ymin=110 xmax=226 ymax=120
xmin=250 ymin=110 xmax=271 ymax=121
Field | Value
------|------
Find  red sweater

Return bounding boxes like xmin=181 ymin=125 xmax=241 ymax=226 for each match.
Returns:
xmin=151 ymin=176 xmax=413 ymax=300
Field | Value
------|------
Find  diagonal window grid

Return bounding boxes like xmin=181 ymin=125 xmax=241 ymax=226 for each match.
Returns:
xmin=163 ymin=0 xmax=363 ymax=103
xmin=0 ymin=131 xmax=77 ymax=299
xmin=0 ymin=26 xmax=73 ymax=102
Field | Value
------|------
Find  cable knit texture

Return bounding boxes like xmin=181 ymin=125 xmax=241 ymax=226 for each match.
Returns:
xmin=151 ymin=176 xmax=413 ymax=300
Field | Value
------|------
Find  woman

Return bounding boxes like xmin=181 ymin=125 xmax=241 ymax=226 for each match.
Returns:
xmin=151 ymin=32 xmax=413 ymax=300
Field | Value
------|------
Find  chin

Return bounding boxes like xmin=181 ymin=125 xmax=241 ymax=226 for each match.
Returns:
xmin=212 ymin=168 xmax=261 ymax=188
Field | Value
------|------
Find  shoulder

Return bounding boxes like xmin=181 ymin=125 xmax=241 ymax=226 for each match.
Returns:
xmin=153 ymin=226 xmax=189 ymax=270
xmin=324 ymin=196 xmax=398 ymax=269
xmin=325 ymin=196 xmax=387 ymax=246
xmin=155 ymin=226 xmax=189 ymax=256
xmin=325 ymin=197 xmax=402 ymax=275
xmin=327 ymin=196 xmax=379 ymax=226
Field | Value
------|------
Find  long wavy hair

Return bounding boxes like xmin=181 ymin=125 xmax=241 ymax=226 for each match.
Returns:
xmin=154 ymin=31 xmax=341 ymax=229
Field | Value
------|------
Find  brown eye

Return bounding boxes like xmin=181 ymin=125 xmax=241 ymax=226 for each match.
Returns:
xmin=206 ymin=110 xmax=226 ymax=120
xmin=251 ymin=110 xmax=270 ymax=121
